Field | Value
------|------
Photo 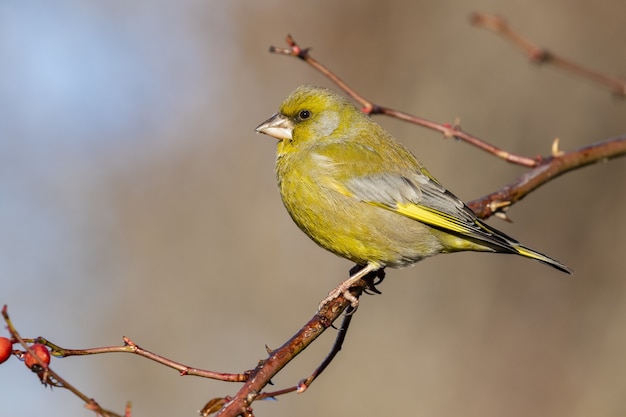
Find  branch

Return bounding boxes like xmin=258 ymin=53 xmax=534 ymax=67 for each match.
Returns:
xmin=470 ymin=13 xmax=626 ymax=97
xmin=3 ymin=285 xmax=365 ymax=417
xmin=210 ymin=283 xmax=366 ymax=417
xmin=37 ymin=336 xmax=248 ymax=382
xmin=467 ymin=135 xmax=626 ymax=218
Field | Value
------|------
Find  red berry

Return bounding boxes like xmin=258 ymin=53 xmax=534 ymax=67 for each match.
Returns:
xmin=0 ymin=337 xmax=11 ymax=364
xmin=23 ymin=343 xmax=50 ymax=371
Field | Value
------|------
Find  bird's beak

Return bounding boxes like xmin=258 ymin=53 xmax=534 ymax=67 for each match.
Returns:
xmin=255 ymin=113 xmax=293 ymax=140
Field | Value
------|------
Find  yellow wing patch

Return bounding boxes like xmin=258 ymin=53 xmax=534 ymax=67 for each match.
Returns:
xmin=389 ymin=201 xmax=473 ymax=235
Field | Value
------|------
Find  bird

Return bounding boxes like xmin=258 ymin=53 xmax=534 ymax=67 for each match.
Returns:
xmin=255 ymin=85 xmax=571 ymax=309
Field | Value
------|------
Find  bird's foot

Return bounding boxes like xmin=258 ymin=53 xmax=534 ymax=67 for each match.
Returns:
xmin=317 ymin=264 xmax=379 ymax=312
xmin=318 ymin=284 xmax=360 ymax=312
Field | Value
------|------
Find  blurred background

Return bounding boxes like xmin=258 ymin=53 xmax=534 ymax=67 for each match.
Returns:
xmin=1 ymin=1 xmax=625 ymax=416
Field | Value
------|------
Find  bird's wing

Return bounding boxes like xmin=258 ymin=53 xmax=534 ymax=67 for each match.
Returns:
xmin=312 ymin=140 xmax=515 ymax=249
xmin=347 ymin=173 xmax=479 ymax=231
xmin=344 ymin=171 xmax=520 ymax=252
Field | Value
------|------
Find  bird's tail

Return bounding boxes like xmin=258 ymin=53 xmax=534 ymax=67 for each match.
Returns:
xmin=510 ymin=243 xmax=572 ymax=274
xmin=470 ymin=219 xmax=573 ymax=274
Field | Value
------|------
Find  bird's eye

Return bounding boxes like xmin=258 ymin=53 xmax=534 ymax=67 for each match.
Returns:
xmin=298 ymin=110 xmax=311 ymax=120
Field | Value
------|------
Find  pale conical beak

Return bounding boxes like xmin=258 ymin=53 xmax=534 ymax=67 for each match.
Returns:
xmin=255 ymin=113 xmax=293 ymax=140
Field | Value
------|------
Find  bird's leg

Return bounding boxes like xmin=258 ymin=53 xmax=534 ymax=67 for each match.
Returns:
xmin=318 ymin=263 xmax=379 ymax=311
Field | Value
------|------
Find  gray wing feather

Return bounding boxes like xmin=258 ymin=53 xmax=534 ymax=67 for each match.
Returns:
xmin=346 ymin=172 xmax=500 ymax=242
xmin=346 ymin=172 xmax=475 ymax=222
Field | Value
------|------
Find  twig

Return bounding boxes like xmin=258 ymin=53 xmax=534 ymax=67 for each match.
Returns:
xmin=38 ymin=336 xmax=248 ymax=382
xmin=2 ymin=306 xmax=124 ymax=417
xmin=468 ymin=135 xmax=626 ymax=218
xmin=7 ymin=287 xmax=364 ymax=417
xmin=470 ymin=13 xmax=626 ymax=98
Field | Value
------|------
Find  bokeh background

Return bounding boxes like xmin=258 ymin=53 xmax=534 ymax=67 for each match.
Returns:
xmin=1 ymin=1 xmax=625 ymax=416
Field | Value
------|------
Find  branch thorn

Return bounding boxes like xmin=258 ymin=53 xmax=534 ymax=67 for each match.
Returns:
xmin=551 ymin=137 xmax=564 ymax=157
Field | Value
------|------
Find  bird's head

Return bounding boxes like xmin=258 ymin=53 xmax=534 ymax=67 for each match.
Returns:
xmin=255 ymin=85 xmax=362 ymax=149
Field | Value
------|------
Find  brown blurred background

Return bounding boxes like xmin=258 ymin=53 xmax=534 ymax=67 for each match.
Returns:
xmin=1 ymin=1 xmax=625 ymax=416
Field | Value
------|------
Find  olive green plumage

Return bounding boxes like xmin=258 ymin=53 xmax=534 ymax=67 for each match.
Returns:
xmin=256 ymin=85 xmax=571 ymax=281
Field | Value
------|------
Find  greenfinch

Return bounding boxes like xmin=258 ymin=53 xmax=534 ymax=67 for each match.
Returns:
xmin=256 ymin=85 xmax=571 ymax=307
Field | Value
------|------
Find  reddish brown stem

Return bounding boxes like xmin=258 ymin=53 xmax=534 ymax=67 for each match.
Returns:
xmin=470 ymin=13 xmax=626 ymax=97
xmin=260 ymin=304 xmax=357 ymax=399
xmin=36 ymin=336 xmax=249 ymax=382
xmin=211 ymin=288 xmax=362 ymax=417
xmin=468 ymin=135 xmax=626 ymax=218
